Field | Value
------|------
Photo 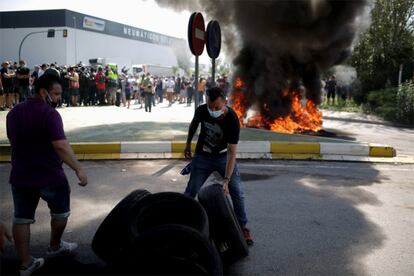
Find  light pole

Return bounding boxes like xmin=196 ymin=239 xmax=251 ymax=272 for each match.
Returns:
xmin=18 ymin=31 xmax=48 ymax=62
xmin=73 ymin=16 xmax=78 ymax=65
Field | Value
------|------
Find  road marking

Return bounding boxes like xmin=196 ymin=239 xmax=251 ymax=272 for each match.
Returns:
xmin=239 ymin=163 xmax=414 ymax=172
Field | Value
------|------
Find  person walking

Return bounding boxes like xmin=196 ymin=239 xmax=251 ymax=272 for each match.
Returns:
xmin=6 ymin=74 xmax=88 ymax=276
xmin=183 ymin=86 xmax=253 ymax=246
xmin=142 ymin=73 xmax=154 ymax=112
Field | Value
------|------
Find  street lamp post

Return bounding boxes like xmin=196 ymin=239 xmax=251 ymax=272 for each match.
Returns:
xmin=18 ymin=29 xmax=66 ymax=63
xmin=18 ymin=31 xmax=49 ymax=62
xmin=73 ymin=16 xmax=78 ymax=64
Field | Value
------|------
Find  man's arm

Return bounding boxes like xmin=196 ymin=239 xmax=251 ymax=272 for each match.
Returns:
xmin=184 ymin=117 xmax=200 ymax=159
xmin=223 ymin=143 xmax=237 ymax=194
xmin=52 ymin=139 xmax=88 ymax=186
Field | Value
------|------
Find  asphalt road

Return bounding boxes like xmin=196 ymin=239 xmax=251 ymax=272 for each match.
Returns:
xmin=1 ymin=160 xmax=413 ymax=275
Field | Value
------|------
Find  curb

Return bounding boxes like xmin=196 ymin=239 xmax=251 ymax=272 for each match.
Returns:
xmin=0 ymin=141 xmax=402 ymax=163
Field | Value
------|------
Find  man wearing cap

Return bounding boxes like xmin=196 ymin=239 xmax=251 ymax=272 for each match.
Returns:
xmin=183 ymin=86 xmax=253 ymax=246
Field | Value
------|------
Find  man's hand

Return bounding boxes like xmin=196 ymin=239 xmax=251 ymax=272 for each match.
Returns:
xmin=0 ymin=222 xmax=12 ymax=254
xmin=223 ymin=179 xmax=230 ymax=195
xmin=76 ymin=169 xmax=88 ymax=187
xmin=184 ymin=144 xmax=192 ymax=159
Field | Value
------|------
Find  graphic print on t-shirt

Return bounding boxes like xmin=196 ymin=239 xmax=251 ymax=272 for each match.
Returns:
xmin=202 ymin=122 xmax=223 ymax=153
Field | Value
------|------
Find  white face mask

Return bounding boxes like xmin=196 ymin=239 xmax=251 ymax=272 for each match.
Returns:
xmin=208 ymin=106 xmax=224 ymax=118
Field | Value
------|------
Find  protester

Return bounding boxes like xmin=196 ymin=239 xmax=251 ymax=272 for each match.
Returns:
xmin=183 ymin=86 xmax=253 ymax=246
xmin=325 ymin=75 xmax=337 ymax=105
xmin=142 ymin=73 xmax=154 ymax=112
xmin=197 ymin=77 xmax=206 ymax=104
xmin=106 ymin=67 xmax=118 ymax=105
xmin=67 ymin=67 xmax=80 ymax=107
xmin=16 ymin=60 xmax=31 ymax=102
xmin=1 ymin=61 xmax=15 ymax=109
xmin=6 ymin=74 xmax=88 ymax=276
xmin=95 ymin=67 xmax=106 ymax=105
xmin=166 ymin=76 xmax=175 ymax=107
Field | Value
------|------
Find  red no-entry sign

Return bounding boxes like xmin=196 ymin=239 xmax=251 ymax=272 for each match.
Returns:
xmin=188 ymin=12 xmax=205 ymax=56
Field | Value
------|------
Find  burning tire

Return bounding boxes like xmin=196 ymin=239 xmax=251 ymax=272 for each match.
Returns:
xmin=198 ymin=184 xmax=249 ymax=263
xmin=112 ymin=224 xmax=223 ymax=275
xmin=91 ymin=189 xmax=151 ymax=264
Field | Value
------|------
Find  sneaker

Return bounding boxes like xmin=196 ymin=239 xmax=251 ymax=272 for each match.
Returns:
xmin=46 ymin=240 xmax=78 ymax=258
xmin=242 ymin=226 xmax=254 ymax=246
xmin=20 ymin=257 xmax=44 ymax=276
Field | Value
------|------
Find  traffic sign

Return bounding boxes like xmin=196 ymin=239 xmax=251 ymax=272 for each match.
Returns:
xmin=188 ymin=12 xmax=205 ymax=56
xmin=206 ymin=21 xmax=221 ymax=59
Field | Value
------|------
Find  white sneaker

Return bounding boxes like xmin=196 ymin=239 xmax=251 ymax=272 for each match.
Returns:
xmin=46 ymin=240 xmax=78 ymax=258
xmin=20 ymin=257 xmax=44 ymax=276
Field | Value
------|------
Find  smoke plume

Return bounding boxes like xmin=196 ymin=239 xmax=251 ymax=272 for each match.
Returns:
xmin=331 ymin=65 xmax=357 ymax=86
xmin=154 ymin=0 xmax=372 ymax=119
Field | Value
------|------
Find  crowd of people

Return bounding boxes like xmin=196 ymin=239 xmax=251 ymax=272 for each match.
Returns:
xmin=0 ymin=60 xmax=232 ymax=112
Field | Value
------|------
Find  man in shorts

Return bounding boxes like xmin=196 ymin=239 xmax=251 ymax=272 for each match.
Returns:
xmin=6 ymin=74 xmax=88 ymax=276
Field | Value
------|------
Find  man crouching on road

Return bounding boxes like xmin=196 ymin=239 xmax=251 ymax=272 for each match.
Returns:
xmin=183 ymin=86 xmax=253 ymax=246
xmin=6 ymin=73 xmax=88 ymax=276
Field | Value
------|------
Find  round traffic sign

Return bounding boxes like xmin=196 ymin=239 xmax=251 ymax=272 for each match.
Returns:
xmin=188 ymin=12 xmax=205 ymax=56
xmin=206 ymin=20 xmax=221 ymax=59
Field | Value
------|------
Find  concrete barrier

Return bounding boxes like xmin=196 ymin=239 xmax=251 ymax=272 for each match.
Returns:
xmin=0 ymin=141 xmax=401 ymax=163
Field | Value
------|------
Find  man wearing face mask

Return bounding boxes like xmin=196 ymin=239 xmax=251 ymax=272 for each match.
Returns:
xmin=183 ymin=86 xmax=253 ymax=246
xmin=6 ymin=74 xmax=88 ymax=276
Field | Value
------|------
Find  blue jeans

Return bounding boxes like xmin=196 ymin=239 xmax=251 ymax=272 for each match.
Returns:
xmin=184 ymin=154 xmax=248 ymax=226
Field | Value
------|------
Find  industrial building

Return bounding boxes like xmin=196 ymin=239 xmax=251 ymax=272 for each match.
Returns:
xmin=0 ymin=9 xmax=187 ymax=70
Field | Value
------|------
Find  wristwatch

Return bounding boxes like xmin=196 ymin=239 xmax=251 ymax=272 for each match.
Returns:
xmin=224 ymin=177 xmax=230 ymax=181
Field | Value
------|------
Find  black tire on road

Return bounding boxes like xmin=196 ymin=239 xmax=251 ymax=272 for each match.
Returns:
xmin=91 ymin=189 xmax=151 ymax=264
xmin=115 ymin=224 xmax=223 ymax=275
xmin=129 ymin=192 xmax=209 ymax=238
xmin=198 ymin=184 xmax=249 ymax=263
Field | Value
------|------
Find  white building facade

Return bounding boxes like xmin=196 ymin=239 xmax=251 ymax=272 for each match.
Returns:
xmin=0 ymin=9 xmax=187 ymax=70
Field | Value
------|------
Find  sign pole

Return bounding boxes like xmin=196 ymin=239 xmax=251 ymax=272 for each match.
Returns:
xmin=211 ymin=58 xmax=216 ymax=87
xmin=188 ymin=12 xmax=205 ymax=112
xmin=195 ymin=55 xmax=199 ymax=110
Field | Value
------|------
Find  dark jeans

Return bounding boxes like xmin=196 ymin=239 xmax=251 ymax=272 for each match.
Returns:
xmin=19 ymin=86 xmax=31 ymax=101
xmin=79 ymin=88 xmax=89 ymax=106
xmin=62 ymin=87 xmax=70 ymax=106
xmin=184 ymin=154 xmax=248 ymax=226
xmin=97 ymin=89 xmax=106 ymax=105
xmin=144 ymin=92 xmax=152 ymax=111
xmin=157 ymin=89 xmax=163 ymax=103
xmin=89 ymin=86 xmax=97 ymax=105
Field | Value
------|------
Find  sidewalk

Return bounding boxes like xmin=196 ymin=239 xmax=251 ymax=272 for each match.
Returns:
xmin=0 ymin=102 xmax=406 ymax=163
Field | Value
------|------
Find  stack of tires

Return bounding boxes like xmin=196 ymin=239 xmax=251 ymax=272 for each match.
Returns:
xmin=92 ymin=185 xmax=248 ymax=275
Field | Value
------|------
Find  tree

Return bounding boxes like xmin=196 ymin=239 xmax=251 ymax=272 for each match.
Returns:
xmin=349 ymin=0 xmax=414 ymax=103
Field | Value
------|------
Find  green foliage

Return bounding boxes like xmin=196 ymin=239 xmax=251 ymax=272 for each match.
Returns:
xmin=349 ymin=0 xmax=414 ymax=102
xmin=172 ymin=66 xmax=179 ymax=76
xmin=397 ymin=82 xmax=414 ymax=124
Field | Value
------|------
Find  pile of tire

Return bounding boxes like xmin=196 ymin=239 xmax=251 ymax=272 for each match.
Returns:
xmin=92 ymin=185 xmax=248 ymax=275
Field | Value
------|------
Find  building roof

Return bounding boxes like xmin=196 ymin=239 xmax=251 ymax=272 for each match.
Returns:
xmin=0 ymin=9 xmax=185 ymax=47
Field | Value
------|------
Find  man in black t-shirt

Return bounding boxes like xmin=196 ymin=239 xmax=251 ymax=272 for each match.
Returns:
xmin=184 ymin=87 xmax=253 ymax=246
xmin=16 ymin=60 xmax=31 ymax=101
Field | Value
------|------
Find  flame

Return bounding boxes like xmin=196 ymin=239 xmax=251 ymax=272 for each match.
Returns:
xmin=230 ymin=77 xmax=322 ymax=134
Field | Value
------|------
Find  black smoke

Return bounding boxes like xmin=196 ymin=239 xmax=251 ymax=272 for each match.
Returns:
xmin=154 ymin=0 xmax=371 ymax=119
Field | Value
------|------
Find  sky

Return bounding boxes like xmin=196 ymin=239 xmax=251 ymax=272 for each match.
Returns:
xmin=0 ymin=0 xmax=220 ymax=64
